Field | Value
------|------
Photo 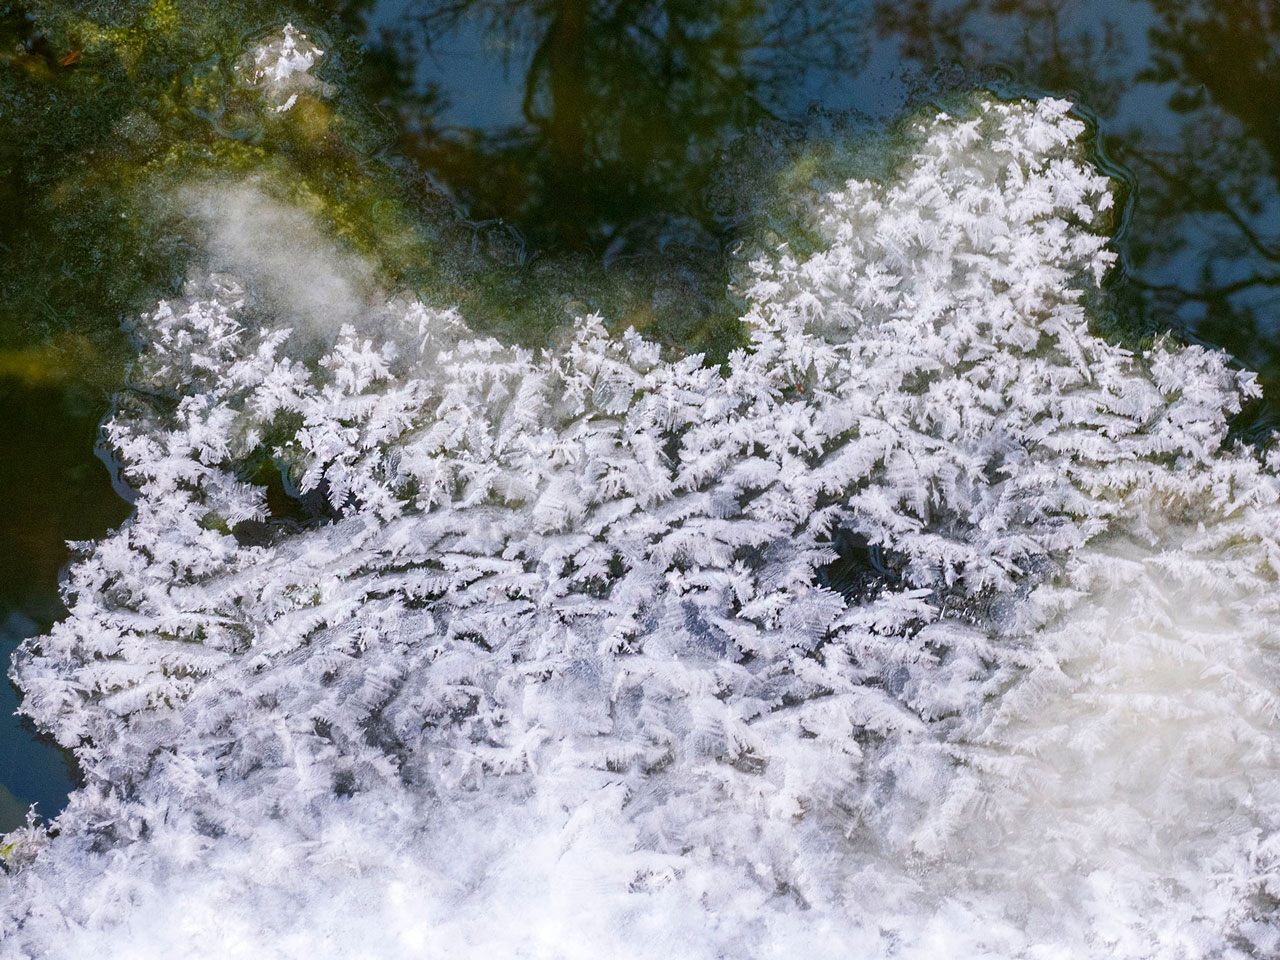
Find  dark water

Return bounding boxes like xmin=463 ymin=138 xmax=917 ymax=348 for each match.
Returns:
xmin=351 ymin=0 xmax=1280 ymax=410
xmin=0 ymin=378 xmax=131 ymax=827
xmin=2 ymin=0 xmax=1278 ymax=829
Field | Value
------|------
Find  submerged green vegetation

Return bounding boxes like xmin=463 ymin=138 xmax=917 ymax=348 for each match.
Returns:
xmin=2 ymin=1 xmax=436 ymax=386
xmin=1 ymin=0 xmax=1011 ymax=392
xmin=1 ymin=0 xmax=821 ymax=390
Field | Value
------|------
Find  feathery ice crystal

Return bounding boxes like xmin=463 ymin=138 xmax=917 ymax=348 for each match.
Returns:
xmin=237 ymin=24 xmax=331 ymax=112
xmin=3 ymin=98 xmax=1279 ymax=959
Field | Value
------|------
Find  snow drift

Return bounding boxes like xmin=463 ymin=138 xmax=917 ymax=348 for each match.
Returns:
xmin=3 ymin=97 xmax=1279 ymax=959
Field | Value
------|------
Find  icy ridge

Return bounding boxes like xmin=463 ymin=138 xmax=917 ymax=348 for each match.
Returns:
xmin=3 ymin=98 xmax=1279 ymax=959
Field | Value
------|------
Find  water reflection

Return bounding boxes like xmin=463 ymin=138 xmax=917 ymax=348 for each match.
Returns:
xmin=348 ymin=0 xmax=1280 ymax=421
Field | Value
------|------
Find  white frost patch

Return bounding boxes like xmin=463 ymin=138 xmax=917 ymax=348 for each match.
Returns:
xmin=237 ymin=24 xmax=330 ymax=110
xmin=3 ymin=98 xmax=1279 ymax=959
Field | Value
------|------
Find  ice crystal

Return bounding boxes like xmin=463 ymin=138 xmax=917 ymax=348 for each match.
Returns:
xmin=3 ymin=98 xmax=1278 ymax=959
xmin=237 ymin=24 xmax=330 ymax=112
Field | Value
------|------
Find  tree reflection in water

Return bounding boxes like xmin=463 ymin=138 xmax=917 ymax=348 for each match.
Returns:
xmin=345 ymin=0 xmax=1280 ymax=424
xmin=360 ymin=0 xmax=864 ymax=249
xmin=871 ymin=0 xmax=1280 ymax=428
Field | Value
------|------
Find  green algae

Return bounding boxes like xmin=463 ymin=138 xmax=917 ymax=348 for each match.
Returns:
xmin=7 ymin=1 xmax=990 ymax=392
xmin=0 ymin=784 xmax=26 ymax=838
xmin=0 ymin=0 xmax=763 ymax=393
xmin=2 ymin=2 xmax=424 ymax=377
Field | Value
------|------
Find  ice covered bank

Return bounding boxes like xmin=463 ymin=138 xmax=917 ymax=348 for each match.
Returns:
xmin=2 ymin=97 xmax=1278 ymax=959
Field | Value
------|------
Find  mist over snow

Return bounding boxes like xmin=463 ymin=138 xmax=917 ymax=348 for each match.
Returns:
xmin=178 ymin=182 xmax=378 ymax=338
xmin=3 ymin=97 xmax=1280 ymax=959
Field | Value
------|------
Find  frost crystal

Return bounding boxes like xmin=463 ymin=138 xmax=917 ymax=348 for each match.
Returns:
xmin=3 ymin=99 xmax=1278 ymax=959
xmin=237 ymin=24 xmax=329 ymax=111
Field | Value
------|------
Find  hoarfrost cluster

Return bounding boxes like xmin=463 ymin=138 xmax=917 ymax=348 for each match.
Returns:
xmin=3 ymin=98 xmax=1279 ymax=959
xmin=236 ymin=24 xmax=331 ymax=112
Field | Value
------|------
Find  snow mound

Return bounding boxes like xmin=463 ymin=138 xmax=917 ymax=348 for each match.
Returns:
xmin=4 ymin=98 xmax=1279 ymax=959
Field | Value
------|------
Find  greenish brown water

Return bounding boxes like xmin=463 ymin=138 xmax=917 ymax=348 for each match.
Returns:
xmin=3 ymin=0 xmax=1279 ymax=829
